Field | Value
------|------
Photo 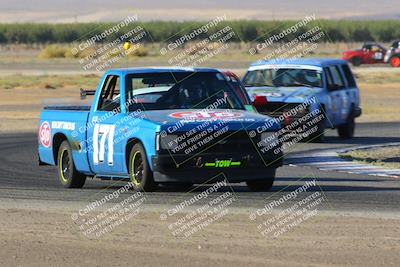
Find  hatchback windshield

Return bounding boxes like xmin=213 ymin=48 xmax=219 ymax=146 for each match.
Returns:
xmin=125 ymin=71 xmax=244 ymax=111
xmin=243 ymin=68 xmax=323 ymax=88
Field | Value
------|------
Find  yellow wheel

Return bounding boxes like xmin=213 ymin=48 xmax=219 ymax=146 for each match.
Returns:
xmin=57 ymin=141 xmax=86 ymax=188
xmin=129 ymin=143 xmax=157 ymax=191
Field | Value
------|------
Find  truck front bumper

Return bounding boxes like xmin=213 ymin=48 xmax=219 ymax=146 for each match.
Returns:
xmin=151 ymin=152 xmax=283 ymax=183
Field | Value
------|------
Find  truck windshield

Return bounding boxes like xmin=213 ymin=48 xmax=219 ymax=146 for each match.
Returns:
xmin=125 ymin=71 xmax=244 ymax=111
xmin=243 ymin=68 xmax=323 ymax=88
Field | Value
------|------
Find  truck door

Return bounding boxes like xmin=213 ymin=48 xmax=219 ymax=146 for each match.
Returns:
xmin=87 ymin=74 xmax=126 ymax=176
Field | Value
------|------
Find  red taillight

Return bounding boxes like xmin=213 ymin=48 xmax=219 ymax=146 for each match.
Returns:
xmin=253 ymin=95 xmax=268 ymax=107
xmin=284 ymin=115 xmax=290 ymax=125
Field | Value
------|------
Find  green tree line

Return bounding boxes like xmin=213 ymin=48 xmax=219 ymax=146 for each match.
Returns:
xmin=0 ymin=20 xmax=399 ymax=44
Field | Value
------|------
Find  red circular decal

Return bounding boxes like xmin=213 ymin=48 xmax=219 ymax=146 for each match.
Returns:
xmin=39 ymin=121 xmax=51 ymax=148
xmin=169 ymin=111 xmax=243 ymax=120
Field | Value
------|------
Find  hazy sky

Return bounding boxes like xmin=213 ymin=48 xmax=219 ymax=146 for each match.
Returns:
xmin=0 ymin=0 xmax=399 ymax=22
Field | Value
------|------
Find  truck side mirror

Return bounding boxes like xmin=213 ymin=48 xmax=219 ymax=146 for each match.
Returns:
xmin=80 ymin=88 xmax=96 ymax=100
xmin=80 ymin=88 xmax=86 ymax=100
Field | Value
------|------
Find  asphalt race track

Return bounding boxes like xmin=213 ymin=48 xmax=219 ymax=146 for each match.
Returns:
xmin=0 ymin=122 xmax=399 ymax=212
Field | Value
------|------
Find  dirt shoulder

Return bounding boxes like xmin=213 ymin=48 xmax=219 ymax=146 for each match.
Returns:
xmin=0 ymin=199 xmax=399 ymax=267
xmin=340 ymin=146 xmax=400 ymax=169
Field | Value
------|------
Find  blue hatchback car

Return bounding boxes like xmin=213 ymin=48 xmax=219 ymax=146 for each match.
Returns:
xmin=242 ymin=58 xmax=362 ymax=141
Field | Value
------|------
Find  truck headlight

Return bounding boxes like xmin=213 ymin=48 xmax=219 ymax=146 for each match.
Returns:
xmin=160 ymin=134 xmax=179 ymax=150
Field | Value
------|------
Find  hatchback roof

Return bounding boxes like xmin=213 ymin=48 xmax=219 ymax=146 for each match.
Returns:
xmin=250 ymin=58 xmax=348 ymax=68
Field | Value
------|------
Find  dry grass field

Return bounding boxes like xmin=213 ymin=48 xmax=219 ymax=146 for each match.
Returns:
xmin=0 ymin=70 xmax=399 ymax=133
xmin=0 ymin=43 xmax=399 ymax=133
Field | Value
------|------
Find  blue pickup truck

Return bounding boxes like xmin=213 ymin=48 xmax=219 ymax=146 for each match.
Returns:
xmin=38 ymin=67 xmax=283 ymax=191
xmin=242 ymin=59 xmax=362 ymax=141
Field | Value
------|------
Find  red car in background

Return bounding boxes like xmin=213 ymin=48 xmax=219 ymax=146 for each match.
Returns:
xmin=384 ymin=40 xmax=400 ymax=68
xmin=221 ymin=71 xmax=256 ymax=111
xmin=342 ymin=43 xmax=386 ymax=66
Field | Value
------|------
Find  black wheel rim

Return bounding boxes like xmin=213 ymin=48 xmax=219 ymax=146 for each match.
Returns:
xmin=59 ymin=149 xmax=71 ymax=183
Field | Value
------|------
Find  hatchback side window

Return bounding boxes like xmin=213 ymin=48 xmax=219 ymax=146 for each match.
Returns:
xmin=341 ymin=64 xmax=356 ymax=88
xmin=324 ymin=67 xmax=335 ymax=90
xmin=328 ymin=66 xmax=345 ymax=89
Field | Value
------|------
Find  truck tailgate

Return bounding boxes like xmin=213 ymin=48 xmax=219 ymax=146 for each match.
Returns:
xmin=38 ymin=109 xmax=92 ymax=174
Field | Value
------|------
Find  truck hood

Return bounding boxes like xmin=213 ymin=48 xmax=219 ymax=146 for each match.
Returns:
xmin=246 ymin=86 xmax=323 ymax=103
xmin=134 ymin=109 xmax=280 ymax=132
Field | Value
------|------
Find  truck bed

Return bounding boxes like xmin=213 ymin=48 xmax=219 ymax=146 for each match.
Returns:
xmin=43 ymin=105 xmax=91 ymax=111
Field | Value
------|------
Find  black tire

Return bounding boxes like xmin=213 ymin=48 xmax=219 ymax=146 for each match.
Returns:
xmin=338 ymin=108 xmax=355 ymax=139
xmin=57 ymin=140 xmax=86 ymax=188
xmin=351 ymin=57 xmax=362 ymax=66
xmin=173 ymin=183 xmax=194 ymax=191
xmin=390 ymin=55 xmax=400 ymax=68
xmin=128 ymin=143 xmax=157 ymax=192
xmin=246 ymin=171 xmax=275 ymax=192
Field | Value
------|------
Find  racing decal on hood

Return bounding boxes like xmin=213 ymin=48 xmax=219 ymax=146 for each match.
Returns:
xmin=250 ymin=89 xmax=283 ymax=98
xmin=169 ymin=111 xmax=243 ymax=120
xmin=259 ymin=92 xmax=283 ymax=98
xmin=248 ymin=87 xmax=320 ymax=102
xmin=39 ymin=121 xmax=51 ymax=148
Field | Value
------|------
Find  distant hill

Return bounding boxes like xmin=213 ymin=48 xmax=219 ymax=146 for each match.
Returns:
xmin=0 ymin=0 xmax=399 ymax=22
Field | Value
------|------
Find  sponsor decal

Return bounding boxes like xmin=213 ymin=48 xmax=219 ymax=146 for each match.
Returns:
xmin=39 ymin=121 xmax=51 ymax=148
xmin=204 ymin=159 xmax=241 ymax=168
xmin=51 ymin=121 xmax=76 ymax=131
xmin=169 ymin=111 xmax=243 ymax=120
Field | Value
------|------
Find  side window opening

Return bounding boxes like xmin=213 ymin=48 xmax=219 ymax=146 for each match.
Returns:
xmin=324 ymin=67 xmax=334 ymax=89
xmin=341 ymin=64 xmax=356 ymax=88
xmin=328 ymin=66 xmax=345 ymax=89
xmin=97 ymin=75 xmax=121 ymax=112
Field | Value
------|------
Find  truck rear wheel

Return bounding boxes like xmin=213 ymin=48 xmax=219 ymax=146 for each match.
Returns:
xmin=129 ymin=143 xmax=157 ymax=192
xmin=246 ymin=171 xmax=276 ymax=192
xmin=57 ymin=140 xmax=86 ymax=188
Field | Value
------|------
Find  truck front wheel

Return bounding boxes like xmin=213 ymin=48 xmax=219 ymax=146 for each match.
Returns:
xmin=129 ymin=143 xmax=157 ymax=192
xmin=57 ymin=140 xmax=86 ymax=188
xmin=246 ymin=170 xmax=276 ymax=192
xmin=246 ymin=178 xmax=275 ymax=192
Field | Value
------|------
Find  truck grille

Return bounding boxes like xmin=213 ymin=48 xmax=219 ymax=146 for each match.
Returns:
xmin=160 ymin=131 xmax=257 ymax=155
